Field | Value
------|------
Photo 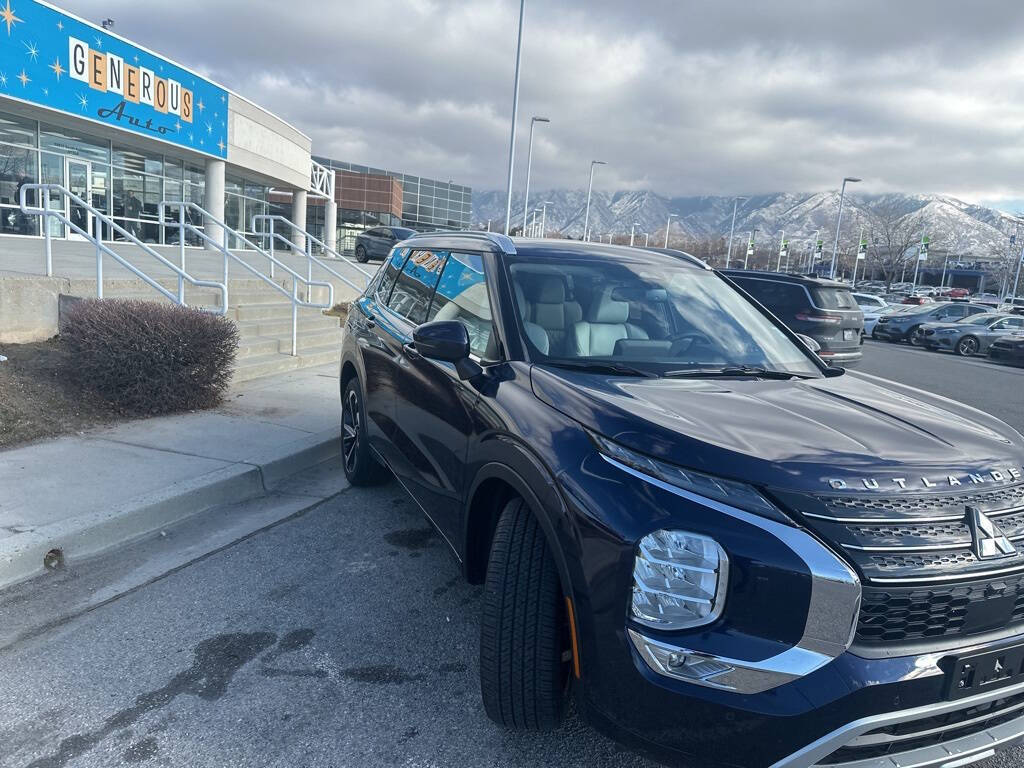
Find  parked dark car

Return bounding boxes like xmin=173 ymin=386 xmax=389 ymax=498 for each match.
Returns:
xmin=354 ymin=225 xmax=416 ymax=262
xmin=339 ymin=233 xmax=1024 ymax=768
xmin=872 ymin=301 xmax=989 ymax=343
xmin=989 ymin=335 xmax=1024 ymax=365
xmin=719 ymin=269 xmax=863 ymax=364
xmin=917 ymin=313 xmax=1024 ymax=356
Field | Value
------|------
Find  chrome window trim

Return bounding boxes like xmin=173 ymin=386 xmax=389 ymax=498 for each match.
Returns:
xmin=770 ymin=677 xmax=1024 ymax=768
xmin=605 ymin=455 xmax=862 ymax=694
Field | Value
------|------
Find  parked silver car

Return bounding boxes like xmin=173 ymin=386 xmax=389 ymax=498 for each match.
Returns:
xmin=916 ymin=313 xmax=1024 ymax=356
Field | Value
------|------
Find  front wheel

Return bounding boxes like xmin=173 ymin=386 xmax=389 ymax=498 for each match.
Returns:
xmin=355 ymin=245 xmax=369 ymax=263
xmin=341 ymin=377 xmax=388 ymax=486
xmin=480 ymin=497 xmax=569 ymax=730
xmin=956 ymin=336 xmax=980 ymax=357
xmin=907 ymin=325 xmax=924 ymax=345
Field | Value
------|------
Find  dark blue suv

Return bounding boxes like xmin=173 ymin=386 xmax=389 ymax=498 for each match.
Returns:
xmin=340 ymin=233 xmax=1024 ymax=767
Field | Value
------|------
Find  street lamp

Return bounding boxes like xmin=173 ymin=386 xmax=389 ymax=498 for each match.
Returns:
xmin=745 ymin=228 xmax=758 ymax=269
xmin=630 ymin=222 xmax=639 ymax=246
xmin=502 ymin=0 xmax=527 ymax=236
xmin=644 ymin=232 xmax=650 ymax=247
xmin=521 ymin=116 xmax=550 ymax=237
xmin=829 ymin=177 xmax=861 ymax=279
xmin=725 ymin=196 xmax=748 ymax=269
xmin=583 ymin=160 xmax=606 ymax=242
xmin=539 ymin=200 xmax=553 ymax=238
xmin=664 ymin=213 xmax=678 ymax=248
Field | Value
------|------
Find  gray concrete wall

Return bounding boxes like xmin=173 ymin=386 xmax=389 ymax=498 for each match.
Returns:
xmin=227 ymin=95 xmax=311 ymax=190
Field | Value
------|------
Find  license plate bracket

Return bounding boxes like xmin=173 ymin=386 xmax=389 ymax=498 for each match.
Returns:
xmin=946 ymin=643 xmax=1024 ymax=700
xmin=843 ymin=329 xmax=857 ymax=341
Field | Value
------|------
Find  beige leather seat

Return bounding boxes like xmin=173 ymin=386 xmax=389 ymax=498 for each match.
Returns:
xmin=573 ymin=288 xmax=649 ymax=357
xmin=512 ymin=281 xmax=550 ymax=355
xmin=523 ymin=276 xmax=582 ymax=357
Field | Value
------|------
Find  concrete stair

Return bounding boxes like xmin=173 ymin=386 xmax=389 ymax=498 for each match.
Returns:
xmin=99 ymin=276 xmax=345 ymax=383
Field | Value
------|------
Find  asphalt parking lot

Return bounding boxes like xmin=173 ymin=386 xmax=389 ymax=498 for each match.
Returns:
xmin=1 ymin=344 xmax=1023 ymax=768
xmin=855 ymin=339 xmax=1024 ymax=433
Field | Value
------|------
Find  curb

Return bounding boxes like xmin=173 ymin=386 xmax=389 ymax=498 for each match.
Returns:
xmin=0 ymin=430 xmax=341 ymax=591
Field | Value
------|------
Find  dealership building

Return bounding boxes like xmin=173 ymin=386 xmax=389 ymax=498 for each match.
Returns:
xmin=0 ymin=0 xmax=470 ymax=259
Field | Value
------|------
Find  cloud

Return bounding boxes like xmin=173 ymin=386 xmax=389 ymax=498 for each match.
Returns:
xmin=58 ymin=0 xmax=1024 ymax=203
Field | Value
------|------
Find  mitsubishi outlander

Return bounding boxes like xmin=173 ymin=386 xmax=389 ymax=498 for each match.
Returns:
xmin=340 ymin=233 xmax=1024 ymax=768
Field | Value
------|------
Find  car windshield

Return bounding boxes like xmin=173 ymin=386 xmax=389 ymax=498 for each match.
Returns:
xmin=507 ymin=255 xmax=820 ymax=377
xmin=392 ymin=227 xmax=416 ymax=239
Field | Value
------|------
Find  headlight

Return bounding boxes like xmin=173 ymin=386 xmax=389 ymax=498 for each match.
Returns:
xmin=589 ymin=431 xmax=788 ymax=522
xmin=632 ymin=529 xmax=728 ymax=631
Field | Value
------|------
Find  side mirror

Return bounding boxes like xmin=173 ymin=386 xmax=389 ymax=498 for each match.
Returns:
xmin=413 ymin=320 xmax=470 ymax=362
xmin=795 ymin=333 xmax=821 ymax=353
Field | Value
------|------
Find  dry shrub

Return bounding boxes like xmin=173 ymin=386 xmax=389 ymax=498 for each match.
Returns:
xmin=61 ymin=299 xmax=239 ymax=415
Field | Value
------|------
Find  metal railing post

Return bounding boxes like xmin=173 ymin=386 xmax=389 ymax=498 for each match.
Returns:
xmin=96 ymin=240 xmax=103 ymax=298
xmin=42 ymin=189 xmax=53 ymax=277
xmin=291 ymin=281 xmax=298 ymax=356
xmin=177 ymin=205 xmax=186 ymax=304
xmin=269 ymin=218 xmax=276 ymax=280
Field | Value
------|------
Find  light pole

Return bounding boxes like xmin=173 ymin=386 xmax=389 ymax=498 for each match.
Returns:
xmin=644 ymin=232 xmax=650 ymax=247
xmin=745 ymin=229 xmax=758 ymax=269
xmin=725 ymin=196 xmax=747 ymax=268
xmin=664 ymin=213 xmax=678 ymax=248
xmin=829 ymin=177 xmax=860 ymax=279
xmin=775 ymin=229 xmax=785 ymax=271
xmin=630 ymin=223 xmax=639 ymax=246
xmin=539 ymin=200 xmax=552 ymax=238
xmin=520 ymin=116 xmax=549 ymax=237
xmin=583 ymin=160 xmax=605 ymax=242
xmin=502 ymin=0 xmax=526 ymax=235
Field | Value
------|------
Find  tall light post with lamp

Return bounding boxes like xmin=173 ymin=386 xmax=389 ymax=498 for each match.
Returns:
xmin=539 ymin=200 xmax=553 ymax=238
xmin=664 ymin=213 xmax=678 ymax=248
xmin=521 ymin=116 xmax=550 ymax=237
xmin=582 ymin=160 xmax=606 ymax=242
xmin=502 ymin=0 xmax=527 ymax=235
xmin=829 ymin=176 xmax=861 ymax=279
xmin=725 ymin=196 xmax=748 ymax=268
xmin=630 ymin=223 xmax=639 ymax=246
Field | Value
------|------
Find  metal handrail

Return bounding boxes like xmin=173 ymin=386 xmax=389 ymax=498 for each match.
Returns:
xmin=159 ymin=201 xmax=334 ymax=356
xmin=250 ymin=213 xmax=372 ymax=291
xmin=19 ymin=183 xmax=227 ymax=313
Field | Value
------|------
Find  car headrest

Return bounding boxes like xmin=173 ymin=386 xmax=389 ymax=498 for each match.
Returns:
xmin=529 ymin=276 xmax=566 ymax=304
xmin=588 ymin=288 xmax=630 ymax=324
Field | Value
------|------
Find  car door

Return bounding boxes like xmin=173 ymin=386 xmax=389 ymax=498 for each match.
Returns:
xmin=983 ymin=317 xmax=1024 ymax=350
xmin=376 ymin=228 xmax=397 ymax=259
xmin=389 ymin=250 xmax=494 ymax=547
xmin=354 ymin=247 xmax=409 ymax=463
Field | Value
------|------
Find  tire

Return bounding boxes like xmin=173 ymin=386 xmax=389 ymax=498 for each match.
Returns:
xmin=956 ymin=336 xmax=980 ymax=357
xmin=341 ymin=376 xmax=388 ymax=486
xmin=355 ymin=245 xmax=369 ymax=263
xmin=907 ymin=325 xmax=923 ymax=345
xmin=480 ymin=497 xmax=569 ymax=731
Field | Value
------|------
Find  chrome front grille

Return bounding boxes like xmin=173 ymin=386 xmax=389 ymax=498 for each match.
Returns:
xmin=777 ymin=482 xmax=1024 ymax=645
xmin=779 ymin=482 xmax=1024 ymax=584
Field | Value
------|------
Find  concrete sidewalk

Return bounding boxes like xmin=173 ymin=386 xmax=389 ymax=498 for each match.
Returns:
xmin=0 ymin=363 xmax=343 ymax=590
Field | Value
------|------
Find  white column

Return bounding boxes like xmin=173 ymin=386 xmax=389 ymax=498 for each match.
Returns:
xmin=292 ymin=189 xmax=308 ymax=252
xmin=204 ymin=158 xmax=225 ymax=250
xmin=325 ymin=199 xmax=338 ymax=253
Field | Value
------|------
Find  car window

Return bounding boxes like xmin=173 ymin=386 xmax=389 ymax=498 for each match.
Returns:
xmin=812 ymin=286 xmax=858 ymax=310
xmin=376 ymin=247 xmax=409 ymax=304
xmin=427 ymin=252 xmax=495 ymax=359
xmin=965 ymin=305 xmax=987 ymax=316
xmin=387 ymin=249 xmax=448 ymax=324
xmin=734 ymin=279 xmax=807 ymax=318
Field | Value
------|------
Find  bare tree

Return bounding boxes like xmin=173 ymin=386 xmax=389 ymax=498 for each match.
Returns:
xmin=865 ymin=202 xmax=925 ymax=290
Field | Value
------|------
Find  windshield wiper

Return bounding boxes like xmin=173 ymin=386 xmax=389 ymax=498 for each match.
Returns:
xmin=662 ymin=365 xmax=815 ymax=380
xmin=544 ymin=360 xmax=657 ymax=378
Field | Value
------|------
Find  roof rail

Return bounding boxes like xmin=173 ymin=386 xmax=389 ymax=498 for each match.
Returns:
xmin=406 ymin=230 xmax=517 ymax=255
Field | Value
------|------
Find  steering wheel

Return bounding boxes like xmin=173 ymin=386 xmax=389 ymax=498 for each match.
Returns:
xmin=668 ymin=332 xmax=713 ymax=356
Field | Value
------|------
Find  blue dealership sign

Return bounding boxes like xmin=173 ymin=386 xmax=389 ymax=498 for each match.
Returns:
xmin=0 ymin=0 xmax=228 ymax=157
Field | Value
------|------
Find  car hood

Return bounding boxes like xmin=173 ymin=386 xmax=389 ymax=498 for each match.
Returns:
xmin=531 ymin=366 xmax=1024 ymax=494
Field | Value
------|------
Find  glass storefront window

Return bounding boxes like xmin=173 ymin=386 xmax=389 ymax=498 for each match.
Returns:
xmin=0 ymin=112 xmax=37 ymax=147
xmin=40 ymin=123 xmax=110 ymax=165
xmin=0 ymin=143 xmax=39 ymax=235
xmin=112 ymin=144 xmax=163 ymax=177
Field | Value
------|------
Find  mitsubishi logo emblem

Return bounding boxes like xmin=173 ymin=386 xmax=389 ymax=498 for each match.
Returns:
xmin=967 ymin=506 xmax=1017 ymax=560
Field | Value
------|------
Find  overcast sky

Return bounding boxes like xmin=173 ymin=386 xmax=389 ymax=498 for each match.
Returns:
xmin=60 ymin=0 xmax=1024 ymax=208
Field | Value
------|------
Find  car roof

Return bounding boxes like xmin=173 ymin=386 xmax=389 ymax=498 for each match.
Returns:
xmin=401 ymin=231 xmax=710 ymax=270
xmin=719 ymin=268 xmax=849 ymax=289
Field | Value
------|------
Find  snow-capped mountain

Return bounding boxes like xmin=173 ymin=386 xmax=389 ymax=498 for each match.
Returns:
xmin=471 ymin=189 xmax=1019 ymax=255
